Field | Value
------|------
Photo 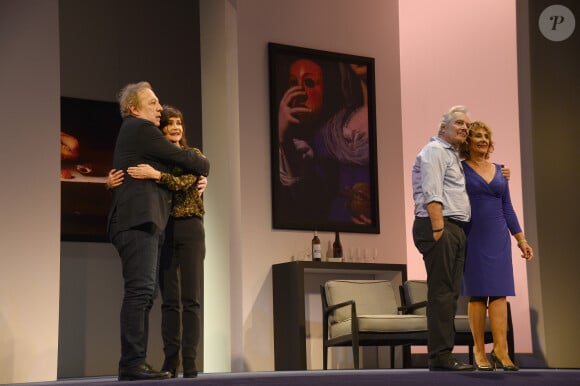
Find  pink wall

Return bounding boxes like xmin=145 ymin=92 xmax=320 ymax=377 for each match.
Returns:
xmin=399 ymin=0 xmax=532 ymax=352
xmin=233 ymin=0 xmax=405 ymax=370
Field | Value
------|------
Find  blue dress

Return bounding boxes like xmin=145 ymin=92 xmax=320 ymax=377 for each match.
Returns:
xmin=461 ymin=162 xmax=522 ymax=297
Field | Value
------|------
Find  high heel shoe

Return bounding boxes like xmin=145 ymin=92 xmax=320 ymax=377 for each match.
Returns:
xmin=474 ymin=360 xmax=494 ymax=371
xmin=491 ymin=350 xmax=519 ymax=371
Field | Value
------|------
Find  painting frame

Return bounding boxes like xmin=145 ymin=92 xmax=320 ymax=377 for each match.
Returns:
xmin=268 ymin=43 xmax=380 ymax=234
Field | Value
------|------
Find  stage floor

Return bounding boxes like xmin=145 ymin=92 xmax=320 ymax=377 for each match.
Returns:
xmin=32 ymin=369 xmax=580 ymax=386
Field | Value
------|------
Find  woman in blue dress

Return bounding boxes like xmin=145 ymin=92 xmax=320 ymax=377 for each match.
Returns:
xmin=460 ymin=121 xmax=534 ymax=371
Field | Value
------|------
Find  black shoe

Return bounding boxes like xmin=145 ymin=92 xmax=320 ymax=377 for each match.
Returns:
xmin=429 ymin=357 xmax=475 ymax=371
xmin=118 ymin=363 xmax=172 ymax=381
xmin=161 ymin=368 xmax=177 ymax=378
xmin=161 ymin=357 xmax=179 ymax=378
xmin=491 ymin=350 xmax=519 ymax=371
xmin=182 ymin=357 xmax=197 ymax=378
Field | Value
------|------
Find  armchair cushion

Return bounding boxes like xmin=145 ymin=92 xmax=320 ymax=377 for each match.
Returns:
xmin=324 ymin=280 xmax=397 ymax=323
xmin=331 ymin=314 xmax=427 ymax=338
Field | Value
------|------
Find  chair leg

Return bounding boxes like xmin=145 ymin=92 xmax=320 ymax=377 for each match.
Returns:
xmin=352 ymin=340 xmax=360 ymax=369
xmin=507 ymin=332 xmax=515 ymax=364
xmin=390 ymin=346 xmax=395 ymax=368
xmin=323 ymin=345 xmax=328 ymax=370
xmin=352 ymin=346 xmax=359 ymax=369
xmin=468 ymin=345 xmax=474 ymax=365
xmin=507 ymin=302 xmax=515 ymax=363
xmin=402 ymin=344 xmax=412 ymax=368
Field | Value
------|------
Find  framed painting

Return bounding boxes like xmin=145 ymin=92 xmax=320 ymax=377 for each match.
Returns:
xmin=60 ymin=97 xmax=121 ymax=241
xmin=268 ymin=43 xmax=380 ymax=234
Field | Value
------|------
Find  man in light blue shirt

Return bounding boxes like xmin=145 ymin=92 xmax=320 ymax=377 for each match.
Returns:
xmin=412 ymin=105 xmax=474 ymax=371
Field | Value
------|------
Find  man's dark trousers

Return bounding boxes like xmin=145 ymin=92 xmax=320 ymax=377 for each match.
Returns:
xmin=413 ymin=217 xmax=466 ymax=362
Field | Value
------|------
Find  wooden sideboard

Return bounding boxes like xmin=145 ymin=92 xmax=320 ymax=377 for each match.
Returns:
xmin=272 ymin=260 xmax=407 ymax=370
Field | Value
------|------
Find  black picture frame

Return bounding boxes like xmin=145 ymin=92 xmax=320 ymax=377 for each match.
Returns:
xmin=60 ymin=97 xmax=121 ymax=242
xmin=268 ymin=43 xmax=380 ymax=234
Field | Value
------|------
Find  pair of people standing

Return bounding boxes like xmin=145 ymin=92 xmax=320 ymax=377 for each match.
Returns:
xmin=412 ymin=105 xmax=533 ymax=371
xmin=108 ymin=81 xmax=208 ymax=380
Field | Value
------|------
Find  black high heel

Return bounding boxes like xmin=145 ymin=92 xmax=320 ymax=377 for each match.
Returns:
xmin=491 ymin=350 xmax=519 ymax=371
xmin=474 ymin=360 xmax=494 ymax=371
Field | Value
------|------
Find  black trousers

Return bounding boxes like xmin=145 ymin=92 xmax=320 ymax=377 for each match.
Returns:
xmin=412 ymin=217 xmax=466 ymax=362
xmin=159 ymin=216 xmax=205 ymax=372
xmin=110 ymin=219 xmax=165 ymax=368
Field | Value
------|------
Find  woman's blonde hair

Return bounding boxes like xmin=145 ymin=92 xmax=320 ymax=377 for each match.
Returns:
xmin=460 ymin=121 xmax=495 ymax=159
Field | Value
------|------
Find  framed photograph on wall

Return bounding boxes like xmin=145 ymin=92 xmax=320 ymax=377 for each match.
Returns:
xmin=60 ymin=97 xmax=121 ymax=242
xmin=268 ymin=43 xmax=380 ymax=234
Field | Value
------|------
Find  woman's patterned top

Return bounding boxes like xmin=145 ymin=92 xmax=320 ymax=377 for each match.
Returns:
xmin=159 ymin=147 xmax=205 ymax=219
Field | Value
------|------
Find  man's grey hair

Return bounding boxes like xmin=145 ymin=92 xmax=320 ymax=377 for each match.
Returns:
xmin=438 ymin=105 xmax=469 ymax=135
xmin=118 ymin=81 xmax=153 ymax=118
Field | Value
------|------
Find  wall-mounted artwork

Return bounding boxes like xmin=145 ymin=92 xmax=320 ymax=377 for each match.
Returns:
xmin=60 ymin=97 xmax=120 ymax=241
xmin=268 ymin=43 xmax=380 ymax=234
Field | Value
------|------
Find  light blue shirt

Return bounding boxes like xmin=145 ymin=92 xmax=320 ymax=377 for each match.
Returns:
xmin=412 ymin=136 xmax=470 ymax=221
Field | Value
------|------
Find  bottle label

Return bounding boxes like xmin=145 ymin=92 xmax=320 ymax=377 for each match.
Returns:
xmin=312 ymin=244 xmax=322 ymax=261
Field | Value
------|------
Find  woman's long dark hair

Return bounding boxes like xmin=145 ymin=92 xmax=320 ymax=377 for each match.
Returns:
xmin=160 ymin=105 xmax=188 ymax=148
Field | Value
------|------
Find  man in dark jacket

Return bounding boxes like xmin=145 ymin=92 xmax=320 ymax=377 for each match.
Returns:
xmin=108 ymin=81 xmax=209 ymax=381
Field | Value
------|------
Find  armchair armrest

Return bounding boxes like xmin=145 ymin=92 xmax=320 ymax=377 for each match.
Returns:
xmin=403 ymin=301 xmax=427 ymax=313
xmin=324 ymin=299 xmax=355 ymax=319
xmin=398 ymin=284 xmax=427 ymax=314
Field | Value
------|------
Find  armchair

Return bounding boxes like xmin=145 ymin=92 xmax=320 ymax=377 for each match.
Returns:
xmin=320 ymin=279 xmax=427 ymax=369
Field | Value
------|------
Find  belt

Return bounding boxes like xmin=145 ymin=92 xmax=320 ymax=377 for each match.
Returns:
xmin=445 ymin=216 xmax=467 ymax=228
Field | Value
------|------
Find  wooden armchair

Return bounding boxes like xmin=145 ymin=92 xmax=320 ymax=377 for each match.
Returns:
xmin=320 ymin=279 xmax=428 ymax=369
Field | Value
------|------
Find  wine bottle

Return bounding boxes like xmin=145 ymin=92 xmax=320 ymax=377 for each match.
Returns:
xmin=332 ymin=232 xmax=343 ymax=258
xmin=312 ymin=231 xmax=322 ymax=262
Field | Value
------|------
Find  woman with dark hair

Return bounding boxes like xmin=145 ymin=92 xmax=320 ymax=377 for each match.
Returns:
xmin=107 ymin=105 xmax=207 ymax=378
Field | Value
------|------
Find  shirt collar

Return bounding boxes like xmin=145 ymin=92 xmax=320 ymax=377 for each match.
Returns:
xmin=430 ymin=136 xmax=454 ymax=150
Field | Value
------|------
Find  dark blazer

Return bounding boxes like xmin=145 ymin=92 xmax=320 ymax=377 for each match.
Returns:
xmin=108 ymin=117 xmax=210 ymax=238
